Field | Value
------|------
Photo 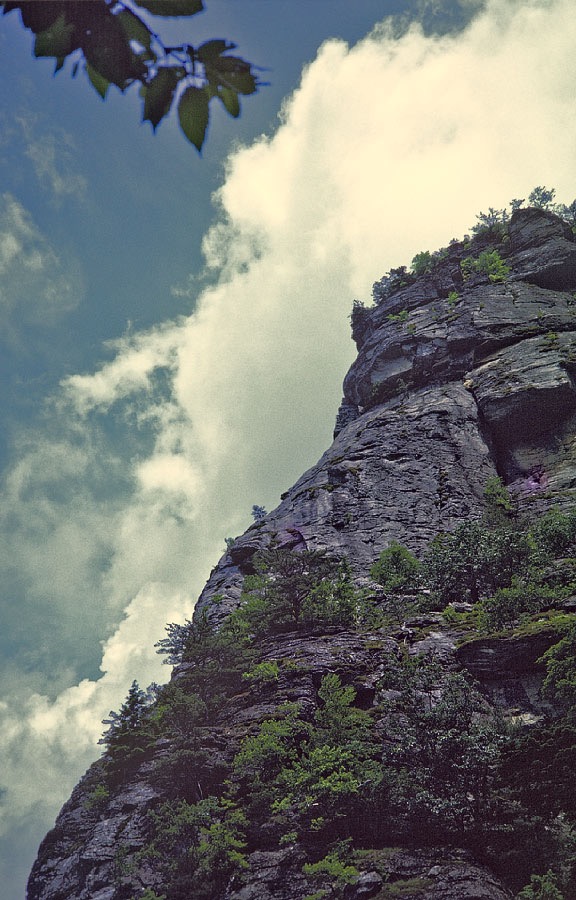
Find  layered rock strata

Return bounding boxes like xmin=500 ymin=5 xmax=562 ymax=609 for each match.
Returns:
xmin=28 ymin=208 xmax=576 ymax=900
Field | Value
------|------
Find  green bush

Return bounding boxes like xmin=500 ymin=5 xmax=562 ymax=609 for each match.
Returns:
xmin=231 ymin=549 xmax=359 ymax=634
xmin=516 ymin=870 xmax=564 ymax=899
xmin=423 ymin=520 xmax=533 ymax=605
xmin=532 ymin=508 xmax=576 ymax=559
xmin=242 ymin=659 xmax=280 ymax=686
xmin=370 ymin=542 xmax=421 ymax=593
xmin=302 ymin=849 xmax=359 ymax=899
xmin=478 ymin=580 xmax=550 ymax=632
xmin=410 ymin=250 xmax=433 ymax=276
xmin=484 ymin=476 xmax=513 ymax=517
xmin=461 ymin=249 xmax=510 ymax=283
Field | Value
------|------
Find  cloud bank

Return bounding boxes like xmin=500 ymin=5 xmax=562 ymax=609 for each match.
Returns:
xmin=2 ymin=0 xmax=576 ymax=893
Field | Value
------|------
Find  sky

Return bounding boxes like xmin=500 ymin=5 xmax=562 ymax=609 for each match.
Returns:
xmin=0 ymin=0 xmax=575 ymax=896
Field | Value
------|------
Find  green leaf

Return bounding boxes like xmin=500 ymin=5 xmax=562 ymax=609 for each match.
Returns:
xmin=13 ymin=1 xmax=65 ymax=33
xmin=85 ymin=63 xmax=109 ymax=100
xmin=134 ymin=0 xmax=203 ymax=17
xmin=219 ymin=87 xmax=240 ymax=118
xmin=79 ymin=8 xmax=134 ymax=89
xmin=178 ymin=85 xmax=209 ymax=152
xmin=197 ymin=39 xmax=234 ymax=63
xmin=211 ymin=56 xmax=257 ymax=95
xmin=34 ymin=14 xmax=76 ymax=59
xmin=142 ymin=67 xmax=180 ymax=130
xmin=116 ymin=8 xmax=152 ymax=50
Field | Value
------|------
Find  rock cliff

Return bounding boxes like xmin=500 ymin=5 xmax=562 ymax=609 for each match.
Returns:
xmin=28 ymin=208 xmax=576 ymax=900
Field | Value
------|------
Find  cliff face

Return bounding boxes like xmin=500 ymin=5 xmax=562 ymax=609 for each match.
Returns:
xmin=195 ymin=207 xmax=576 ymax=622
xmin=28 ymin=208 xmax=576 ymax=900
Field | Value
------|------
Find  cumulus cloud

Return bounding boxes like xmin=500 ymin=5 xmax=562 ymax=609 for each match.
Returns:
xmin=0 ymin=193 xmax=83 ymax=332
xmin=2 ymin=0 xmax=576 ymax=893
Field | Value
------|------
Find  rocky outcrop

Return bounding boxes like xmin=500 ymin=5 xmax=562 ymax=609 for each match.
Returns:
xmin=28 ymin=209 xmax=576 ymax=900
xmin=193 ymin=209 xmax=576 ymax=628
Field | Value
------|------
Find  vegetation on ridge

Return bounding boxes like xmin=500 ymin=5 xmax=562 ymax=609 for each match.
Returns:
xmin=364 ymin=186 xmax=576 ymax=307
xmin=90 ymin=485 xmax=576 ymax=899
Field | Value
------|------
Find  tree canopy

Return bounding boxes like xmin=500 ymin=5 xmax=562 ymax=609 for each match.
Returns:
xmin=1 ymin=0 xmax=263 ymax=151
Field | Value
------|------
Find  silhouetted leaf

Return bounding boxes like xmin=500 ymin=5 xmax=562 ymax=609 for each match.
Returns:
xmin=178 ymin=85 xmax=209 ymax=151
xmin=219 ymin=87 xmax=240 ymax=118
xmin=86 ymin=62 xmax=109 ymax=100
xmin=79 ymin=8 xmax=134 ymax=88
xmin=117 ymin=8 xmax=152 ymax=50
xmin=212 ymin=56 xmax=257 ymax=95
xmin=197 ymin=39 xmax=234 ymax=62
xmin=34 ymin=13 xmax=76 ymax=59
xmin=10 ymin=0 xmax=65 ymax=33
xmin=134 ymin=0 xmax=203 ymax=17
xmin=143 ymin=67 xmax=179 ymax=129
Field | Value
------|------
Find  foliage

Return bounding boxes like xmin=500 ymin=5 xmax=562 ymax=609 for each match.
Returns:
xmin=102 ymin=502 xmax=576 ymax=896
xmin=230 ymin=674 xmax=384 ymax=846
xmin=99 ymin=680 xmax=160 ymax=771
xmin=478 ymin=579 xmax=555 ymax=632
xmin=386 ymin=308 xmax=409 ymax=325
xmin=381 ymin=662 xmax=505 ymax=841
xmin=529 ymin=187 xmax=558 ymax=211
xmin=460 ymin=248 xmax=510 ymax=283
xmin=141 ymin=797 xmax=247 ymax=899
xmin=302 ymin=848 xmax=359 ymax=899
xmin=484 ymin=475 xmax=513 ymax=518
xmin=372 ymin=267 xmax=415 ymax=304
xmin=423 ymin=519 xmax=533 ymax=605
xmin=516 ymin=870 xmax=565 ymax=900
xmin=232 ymin=548 xmax=359 ymax=634
xmin=350 ymin=299 xmax=371 ymax=345
xmin=155 ymin=607 xmax=254 ymax=708
xmin=541 ymin=621 xmax=576 ymax=712
xmin=1 ymin=0 xmax=263 ymax=151
xmin=471 ymin=206 xmax=509 ymax=239
xmin=410 ymin=250 xmax=433 ymax=276
xmin=370 ymin=542 xmax=421 ymax=594
xmin=84 ymin=782 xmax=110 ymax=810
xmin=531 ymin=507 xmax=576 ymax=559
xmin=251 ymin=504 xmax=267 ymax=521
xmin=242 ymin=659 xmax=280 ymax=686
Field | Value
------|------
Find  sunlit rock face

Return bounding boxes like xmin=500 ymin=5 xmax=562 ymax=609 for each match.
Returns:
xmin=28 ymin=209 xmax=576 ymax=900
xmin=194 ymin=208 xmax=576 ymax=627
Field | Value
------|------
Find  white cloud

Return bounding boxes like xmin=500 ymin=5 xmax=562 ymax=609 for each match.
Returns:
xmin=0 ymin=193 xmax=83 ymax=329
xmin=17 ymin=115 xmax=88 ymax=202
xmin=3 ymin=0 xmax=576 ymax=892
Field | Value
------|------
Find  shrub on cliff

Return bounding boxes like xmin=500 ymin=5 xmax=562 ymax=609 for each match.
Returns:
xmin=232 ymin=548 xmax=359 ymax=634
xmin=99 ymin=680 xmax=160 ymax=773
xmin=460 ymin=248 xmax=510 ymax=283
xmin=516 ymin=871 xmax=565 ymax=900
xmin=423 ymin=519 xmax=533 ymax=605
xmin=381 ymin=665 xmax=505 ymax=842
xmin=370 ymin=541 xmax=422 ymax=594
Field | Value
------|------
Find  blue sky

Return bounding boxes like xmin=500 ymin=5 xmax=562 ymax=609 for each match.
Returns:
xmin=0 ymin=1 xmax=575 ymax=897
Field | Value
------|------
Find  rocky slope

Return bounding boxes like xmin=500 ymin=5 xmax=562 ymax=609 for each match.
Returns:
xmin=27 ymin=208 xmax=576 ymax=900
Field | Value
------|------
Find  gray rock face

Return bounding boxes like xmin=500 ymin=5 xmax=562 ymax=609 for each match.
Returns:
xmin=27 ymin=209 xmax=576 ymax=900
xmin=198 ymin=209 xmax=576 ymax=627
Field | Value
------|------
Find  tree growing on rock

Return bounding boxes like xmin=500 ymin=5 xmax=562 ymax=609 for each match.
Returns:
xmin=233 ymin=548 xmax=359 ymax=633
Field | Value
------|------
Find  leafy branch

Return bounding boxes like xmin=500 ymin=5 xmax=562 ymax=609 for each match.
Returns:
xmin=1 ymin=0 xmax=264 ymax=151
